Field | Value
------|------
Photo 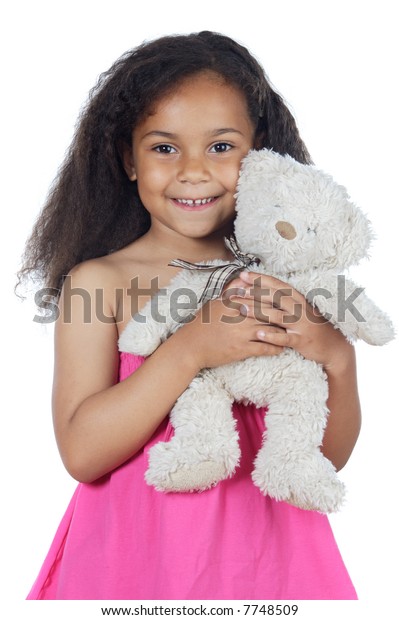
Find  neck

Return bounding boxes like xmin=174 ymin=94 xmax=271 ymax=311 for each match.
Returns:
xmin=142 ymin=226 xmax=235 ymax=263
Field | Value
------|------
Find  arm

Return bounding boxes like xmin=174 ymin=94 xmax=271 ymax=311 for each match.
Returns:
xmin=53 ymin=266 xmax=284 ymax=483
xmin=238 ymin=271 xmax=362 ymax=470
xmin=53 ymin=262 xmax=201 ymax=483
xmin=322 ymin=345 xmax=361 ymax=470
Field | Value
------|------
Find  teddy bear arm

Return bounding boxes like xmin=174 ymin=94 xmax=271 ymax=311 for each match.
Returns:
xmin=337 ymin=285 xmax=395 ymax=345
xmin=306 ymin=274 xmax=395 ymax=345
xmin=118 ymin=270 xmax=206 ymax=356
xmin=118 ymin=293 xmax=173 ymax=356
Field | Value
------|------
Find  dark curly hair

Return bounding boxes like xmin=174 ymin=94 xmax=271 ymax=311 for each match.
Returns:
xmin=17 ymin=31 xmax=312 ymax=294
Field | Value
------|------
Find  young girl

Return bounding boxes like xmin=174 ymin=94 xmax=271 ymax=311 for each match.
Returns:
xmin=21 ymin=31 xmax=360 ymax=600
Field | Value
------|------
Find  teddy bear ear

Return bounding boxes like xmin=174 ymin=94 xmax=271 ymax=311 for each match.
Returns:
xmin=339 ymin=200 xmax=374 ymax=267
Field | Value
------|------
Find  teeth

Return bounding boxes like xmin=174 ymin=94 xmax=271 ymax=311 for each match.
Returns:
xmin=176 ymin=197 xmax=214 ymax=205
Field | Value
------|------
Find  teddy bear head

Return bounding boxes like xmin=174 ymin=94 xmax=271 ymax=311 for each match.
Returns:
xmin=234 ymin=149 xmax=373 ymax=275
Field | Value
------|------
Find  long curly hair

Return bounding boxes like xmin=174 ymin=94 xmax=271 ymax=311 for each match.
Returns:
xmin=17 ymin=31 xmax=312 ymax=294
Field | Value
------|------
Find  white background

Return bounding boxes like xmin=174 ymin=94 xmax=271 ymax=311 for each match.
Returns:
xmin=1 ymin=0 xmax=398 ymax=616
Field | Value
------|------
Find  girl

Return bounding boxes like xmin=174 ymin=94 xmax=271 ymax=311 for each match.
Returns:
xmin=21 ymin=31 xmax=360 ymax=600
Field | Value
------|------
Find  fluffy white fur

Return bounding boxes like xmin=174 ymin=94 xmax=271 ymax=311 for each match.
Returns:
xmin=119 ymin=149 xmax=395 ymax=513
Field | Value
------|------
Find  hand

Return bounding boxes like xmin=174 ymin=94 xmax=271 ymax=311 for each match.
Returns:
xmin=175 ymin=276 xmax=286 ymax=370
xmin=237 ymin=271 xmax=353 ymax=372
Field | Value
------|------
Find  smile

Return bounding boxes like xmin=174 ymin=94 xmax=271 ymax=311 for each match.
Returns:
xmin=171 ymin=196 xmax=220 ymax=212
xmin=175 ymin=197 xmax=216 ymax=206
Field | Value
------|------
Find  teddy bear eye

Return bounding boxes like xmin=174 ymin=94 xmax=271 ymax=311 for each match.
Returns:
xmin=273 ymin=204 xmax=282 ymax=209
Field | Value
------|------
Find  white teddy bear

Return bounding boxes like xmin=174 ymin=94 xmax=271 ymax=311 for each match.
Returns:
xmin=119 ymin=149 xmax=394 ymax=513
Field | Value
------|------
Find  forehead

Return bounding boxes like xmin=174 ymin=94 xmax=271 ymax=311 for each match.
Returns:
xmin=134 ymin=72 xmax=254 ymax=137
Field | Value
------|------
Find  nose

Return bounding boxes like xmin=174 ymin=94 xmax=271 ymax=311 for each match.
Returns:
xmin=177 ymin=153 xmax=211 ymax=184
xmin=275 ymin=221 xmax=297 ymax=240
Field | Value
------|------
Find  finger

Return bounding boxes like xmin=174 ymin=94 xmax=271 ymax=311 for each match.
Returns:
xmin=246 ymin=341 xmax=286 ymax=358
xmin=239 ymin=270 xmax=292 ymax=291
xmin=255 ymin=328 xmax=301 ymax=349
xmin=241 ymin=284 xmax=302 ymax=315
xmin=239 ymin=271 xmax=306 ymax=308
xmin=221 ymin=281 xmax=251 ymax=301
xmin=244 ymin=293 xmax=327 ymax=332
xmin=240 ymin=300 xmax=296 ymax=327
xmin=256 ymin=324 xmax=286 ymax=334
xmin=224 ymin=275 xmax=251 ymax=291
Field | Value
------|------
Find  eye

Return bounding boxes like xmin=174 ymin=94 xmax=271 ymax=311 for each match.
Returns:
xmin=210 ymin=142 xmax=233 ymax=153
xmin=153 ymin=144 xmax=177 ymax=154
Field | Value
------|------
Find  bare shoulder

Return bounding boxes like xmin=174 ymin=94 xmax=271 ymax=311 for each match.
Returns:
xmin=65 ymin=254 xmax=126 ymax=291
xmin=61 ymin=246 xmax=139 ymax=306
xmin=61 ymin=240 xmax=168 ymax=334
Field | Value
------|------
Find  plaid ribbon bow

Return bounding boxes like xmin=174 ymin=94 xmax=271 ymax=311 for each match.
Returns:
xmin=169 ymin=234 xmax=261 ymax=303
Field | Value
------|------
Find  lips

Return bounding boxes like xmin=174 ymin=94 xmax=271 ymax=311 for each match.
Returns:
xmin=171 ymin=196 xmax=220 ymax=211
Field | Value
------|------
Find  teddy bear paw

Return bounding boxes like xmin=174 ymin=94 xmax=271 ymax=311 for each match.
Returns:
xmin=252 ymin=454 xmax=346 ymax=513
xmin=145 ymin=438 xmax=239 ymax=492
xmin=283 ymin=476 xmax=345 ymax=513
xmin=145 ymin=459 xmax=233 ymax=493
xmin=167 ymin=460 xmax=230 ymax=492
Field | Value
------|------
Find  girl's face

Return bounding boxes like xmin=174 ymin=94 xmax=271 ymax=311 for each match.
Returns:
xmin=124 ymin=72 xmax=255 ymax=244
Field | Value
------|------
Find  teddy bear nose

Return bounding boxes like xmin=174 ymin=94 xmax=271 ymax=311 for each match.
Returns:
xmin=275 ymin=221 xmax=297 ymax=240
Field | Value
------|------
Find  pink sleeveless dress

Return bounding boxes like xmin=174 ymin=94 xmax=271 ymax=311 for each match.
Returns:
xmin=27 ymin=352 xmax=357 ymax=600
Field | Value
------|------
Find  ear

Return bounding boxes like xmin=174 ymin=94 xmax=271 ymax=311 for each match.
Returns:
xmin=120 ymin=141 xmax=137 ymax=181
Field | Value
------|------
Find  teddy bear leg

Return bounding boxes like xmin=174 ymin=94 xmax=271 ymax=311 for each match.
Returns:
xmin=145 ymin=371 xmax=240 ymax=492
xmin=252 ymin=354 xmax=346 ymax=513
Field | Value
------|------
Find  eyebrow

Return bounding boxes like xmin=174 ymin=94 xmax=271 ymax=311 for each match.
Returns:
xmin=141 ymin=128 xmax=245 ymax=140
